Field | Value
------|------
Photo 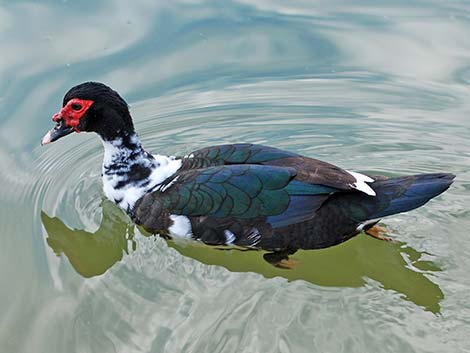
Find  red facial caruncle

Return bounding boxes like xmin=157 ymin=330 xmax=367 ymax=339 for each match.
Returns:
xmin=53 ymin=98 xmax=94 ymax=132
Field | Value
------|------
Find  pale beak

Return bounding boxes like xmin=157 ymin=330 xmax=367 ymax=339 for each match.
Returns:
xmin=41 ymin=119 xmax=74 ymax=145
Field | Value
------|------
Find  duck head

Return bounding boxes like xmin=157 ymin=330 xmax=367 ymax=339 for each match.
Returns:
xmin=41 ymin=82 xmax=135 ymax=145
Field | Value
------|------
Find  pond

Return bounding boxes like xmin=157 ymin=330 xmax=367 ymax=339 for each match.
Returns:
xmin=1 ymin=1 xmax=469 ymax=352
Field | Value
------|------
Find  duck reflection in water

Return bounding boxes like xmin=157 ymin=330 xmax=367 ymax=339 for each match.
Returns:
xmin=42 ymin=200 xmax=444 ymax=314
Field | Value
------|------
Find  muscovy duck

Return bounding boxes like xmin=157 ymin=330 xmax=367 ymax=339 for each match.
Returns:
xmin=41 ymin=82 xmax=454 ymax=266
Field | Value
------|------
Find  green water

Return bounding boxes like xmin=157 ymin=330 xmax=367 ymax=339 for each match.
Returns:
xmin=1 ymin=1 xmax=470 ymax=352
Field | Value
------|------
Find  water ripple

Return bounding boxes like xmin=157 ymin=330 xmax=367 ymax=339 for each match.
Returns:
xmin=1 ymin=2 xmax=469 ymax=352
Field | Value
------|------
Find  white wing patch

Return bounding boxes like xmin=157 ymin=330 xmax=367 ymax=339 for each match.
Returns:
xmin=168 ymin=215 xmax=193 ymax=239
xmin=223 ymin=230 xmax=236 ymax=244
xmin=246 ymin=228 xmax=261 ymax=247
xmin=356 ymin=219 xmax=380 ymax=232
xmin=159 ymin=175 xmax=180 ymax=192
xmin=346 ymin=170 xmax=376 ymax=196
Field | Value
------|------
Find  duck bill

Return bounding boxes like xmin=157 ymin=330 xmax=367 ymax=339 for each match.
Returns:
xmin=41 ymin=121 xmax=74 ymax=145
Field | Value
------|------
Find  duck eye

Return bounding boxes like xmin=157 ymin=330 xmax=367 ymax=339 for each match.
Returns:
xmin=71 ymin=103 xmax=82 ymax=111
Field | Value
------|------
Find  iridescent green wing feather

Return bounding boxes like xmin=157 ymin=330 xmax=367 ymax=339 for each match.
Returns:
xmin=180 ymin=144 xmax=299 ymax=169
xmin=160 ymin=164 xmax=297 ymax=218
xmin=132 ymin=163 xmax=342 ymax=239
xmin=180 ymin=143 xmax=365 ymax=193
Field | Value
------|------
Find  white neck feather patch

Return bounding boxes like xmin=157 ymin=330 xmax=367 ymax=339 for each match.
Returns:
xmin=101 ymin=134 xmax=182 ymax=212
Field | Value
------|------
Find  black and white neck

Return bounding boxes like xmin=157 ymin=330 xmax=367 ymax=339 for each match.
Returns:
xmin=101 ymin=132 xmax=181 ymax=212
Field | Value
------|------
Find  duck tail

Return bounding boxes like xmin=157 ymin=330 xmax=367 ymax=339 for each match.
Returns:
xmin=355 ymin=173 xmax=455 ymax=221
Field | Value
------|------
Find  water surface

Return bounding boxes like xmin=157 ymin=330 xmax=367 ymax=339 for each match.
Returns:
xmin=1 ymin=1 xmax=470 ymax=352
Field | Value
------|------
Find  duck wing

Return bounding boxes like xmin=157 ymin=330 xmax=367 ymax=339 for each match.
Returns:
xmin=180 ymin=144 xmax=375 ymax=196
xmin=132 ymin=164 xmax=340 ymax=246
